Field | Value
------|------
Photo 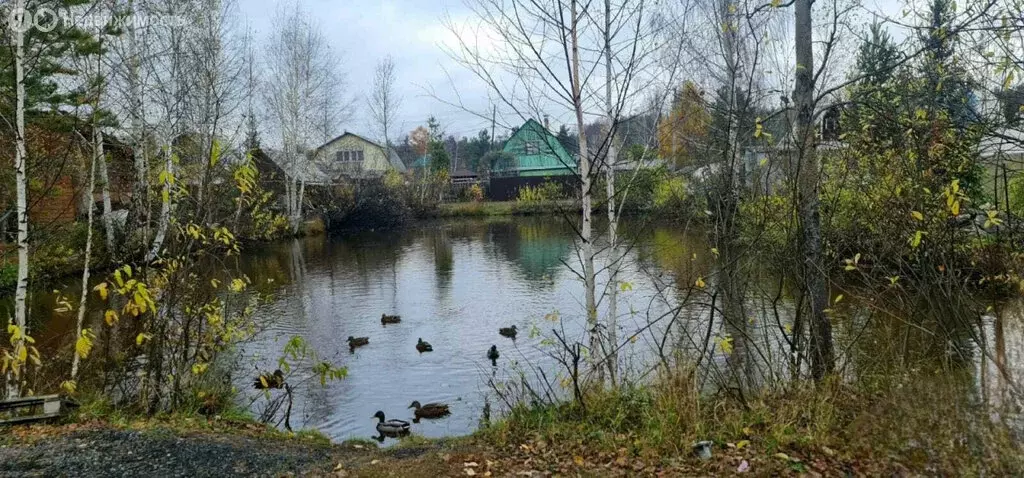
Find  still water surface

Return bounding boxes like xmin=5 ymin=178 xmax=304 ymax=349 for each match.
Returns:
xmin=20 ymin=216 xmax=1024 ymax=443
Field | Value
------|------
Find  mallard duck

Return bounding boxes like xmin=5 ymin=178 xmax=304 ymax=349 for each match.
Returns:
xmin=499 ymin=325 xmax=517 ymax=339
xmin=487 ymin=345 xmax=499 ymax=366
xmin=347 ymin=336 xmax=370 ymax=349
xmin=381 ymin=313 xmax=401 ymax=325
xmin=408 ymin=400 xmax=450 ymax=419
xmin=372 ymin=411 xmax=410 ymax=435
xmin=416 ymin=338 xmax=433 ymax=353
xmin=253 ymin=369 xmax=285 ymax=389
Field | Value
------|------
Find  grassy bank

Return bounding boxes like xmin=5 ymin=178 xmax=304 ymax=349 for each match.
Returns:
xmin=6 ymin=368 xmax=1016 ymax=477
xmin=433 ymin=200 xmax=576 ymax=217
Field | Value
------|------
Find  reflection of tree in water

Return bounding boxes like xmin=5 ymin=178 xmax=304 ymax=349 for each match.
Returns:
xmin=428 ymin=227 xmax=454 ymax=290
xmin=488 ymin=218 xmax=573 ymax=282
xmin=841 ymin=292 xmax=978 ymax=383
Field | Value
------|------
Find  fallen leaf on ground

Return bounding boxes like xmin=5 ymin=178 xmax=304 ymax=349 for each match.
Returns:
xmin=573 ymin=455 xmax=584 ymax=466
xmin=737 ymin=460 xmax=749 ymax=473
xmin=370 ymin=459 xmax=380 ymax=465
xmin=464 ymin=462 xmax=479 ymax=467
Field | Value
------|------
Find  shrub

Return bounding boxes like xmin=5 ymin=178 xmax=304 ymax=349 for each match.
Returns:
xmin=1009 ymin=171 xmax=1024 ymax=217
xmin=467 ymin=183 xmax=484 ymax=202
xmin=517 ymin=181 xmax=564 ymax=203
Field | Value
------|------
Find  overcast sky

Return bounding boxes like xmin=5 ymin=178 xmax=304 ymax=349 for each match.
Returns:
xmin=238 ymin=0 xmax=497 ymax=143
xmin=237 ymin=0 xmax=908 ymax=143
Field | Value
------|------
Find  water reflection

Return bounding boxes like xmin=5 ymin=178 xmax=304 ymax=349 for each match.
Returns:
xmin=18 ymin=216 xmax=1024 ymax=444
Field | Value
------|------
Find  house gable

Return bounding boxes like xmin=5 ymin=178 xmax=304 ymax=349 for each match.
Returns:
xmin=499 ymin=119 xmax=576 ymax=177
xmin=314 ymin=133 xmax=391 ymax=179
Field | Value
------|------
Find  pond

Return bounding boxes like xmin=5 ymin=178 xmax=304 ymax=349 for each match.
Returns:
xmin=233 ymin=216 xmax=691 ymax=443
xmin=18 ymin=216 xmax=1024 ymax=444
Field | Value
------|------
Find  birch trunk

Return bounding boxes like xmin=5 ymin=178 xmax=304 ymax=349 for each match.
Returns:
xmin=569 ymin=0 xmax=599 ymax=383
xmin=9 ymin=0 xmax=29 ymax=399
xmin=794 ymin=0 xmax=834 ymax=380
xmin=71 ymin=146 xmax=99 ymax=380
xmin=128 ymin=0 xmax=150 ymax=242
xmin=96 ymin=129 xmax=116 ymax=254
xmin=603 ymin=0 xmax=619 ymax=386
xmin=146 ymin=143 xmax=173 ymax=262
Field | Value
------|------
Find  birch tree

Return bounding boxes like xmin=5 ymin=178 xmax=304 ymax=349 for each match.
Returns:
xmin=368 ymin=55 xmax=400 ymax=152
xmin=264 ymin=4 xmax=339 ymax=234
xmin=8 ymin=0 xmax=29 ymax=398
xmin=450 ymin=0 xmax=660 ymax=386
xmin=145 ymin=0 xmax=192 ymax=261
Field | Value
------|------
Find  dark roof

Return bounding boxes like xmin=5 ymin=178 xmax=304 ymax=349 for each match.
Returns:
xmin=451 ymin=169 xmax=478 ymax=178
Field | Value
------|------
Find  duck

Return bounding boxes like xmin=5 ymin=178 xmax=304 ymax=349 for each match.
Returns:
xmin=372 ymin=411 xmax=410 ymax=436
xmin=408 ymin=400 xmax=450 ymax=419
xmin=253 ymin=369 xmax=285 ymax=389
xmin=347 ymin=336 xmax=369 ymax=349
xmin=381 ymin=313 xmax=401 ymax=325
xmin=487 ymin=345 xmax=500 ymax=366
xmin=499 ymin=325 xmax=518 ymax=339
xmin=416 ymin=338 xmax=433 ymax=353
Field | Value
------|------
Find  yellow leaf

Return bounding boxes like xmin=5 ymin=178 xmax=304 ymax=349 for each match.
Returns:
xmin=834 ymin=294 xmax=843 ymax=304
xmin=774 ymin=452 xmax=790 ymax=460
xmin=911 ymin=211 xmax=923 ymax=221
xmin=136 ymin=333 xmax=151 ymax=346
xmin=573 ymin=455 xmax=584 ymax=466
xmin=61 ymin=380 xmax=77 ymax=394
xmin=94 ymin=283 xmax=109 ymax=301
xmin=75 ymin=329 xmax=95 ymax=359
xmin=104 ymin=310 xmax=119 ymax=326
xmin=695 ymin=277 xmax=706 ymax=289
xmin=737 ymin=439 xmax=750 ymax=449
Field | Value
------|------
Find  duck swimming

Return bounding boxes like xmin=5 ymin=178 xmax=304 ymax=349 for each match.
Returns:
xmin=499 ymin=325 xmax=517 ymax=339
xmin=408 ymin=400 xmax=450 ymax=419
xmin=381 ymin=314 xmax=401 ymax=325
xmin=416 ymin=338 xmax=433 ymax=353
xmin=487 ymin=345 xmax=499 ymax=366
xmin=347 ymin=336 xmax=369 ymax=349
xmin=372 ymin=411 xmax=410 ymax=436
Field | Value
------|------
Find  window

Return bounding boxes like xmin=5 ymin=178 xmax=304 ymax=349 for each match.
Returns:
xmin=335 ymin=150 xmax=365 ymax=162
xmin=524 ymin=141 xmax=539 ymax=155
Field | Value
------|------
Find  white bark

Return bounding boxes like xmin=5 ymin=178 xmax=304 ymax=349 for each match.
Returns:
xmin=568 ymin=0 xmax=599 ymax=380
xmin=71 ymin=144 xmax=99 ymax=380
xmin=9 ymin=0 xmax=29 ymax=399
xmin=264 ymin=4 xmax=340 ymax=233
xmin=603 ymin=0 xmax=619 ymax=386
xmin=146 ymin=142 xmax=173 ymax=262
xmin=96 ymin=129 xmax=115 ymax=253
xmin=127 ymin=0 xmax=151 ymax=241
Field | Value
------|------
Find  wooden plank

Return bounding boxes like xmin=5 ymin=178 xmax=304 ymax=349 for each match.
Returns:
xmin=0 ymin=394 xmax=60 ymax=404
xmin=0 ymin=412 xmax=61 ymax=426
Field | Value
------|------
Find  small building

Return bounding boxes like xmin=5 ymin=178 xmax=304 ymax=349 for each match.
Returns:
xmin=489 ymin=119 xmax=578 ymax=200
xmin=494 ymin=119 xmax=576 ymax=178
xmin=313 ymin=132 xmax=407 ymax=180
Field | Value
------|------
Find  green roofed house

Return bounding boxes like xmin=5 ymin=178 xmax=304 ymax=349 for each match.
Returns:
xmin=495 ymin=119 xmax=576 ymax=177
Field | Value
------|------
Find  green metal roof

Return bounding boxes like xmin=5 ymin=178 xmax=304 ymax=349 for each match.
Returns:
xmin=498 ymin=119 xmax=577 ymax=176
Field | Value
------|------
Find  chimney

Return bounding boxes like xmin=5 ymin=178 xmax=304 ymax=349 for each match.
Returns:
xmin=543 ymin=115 xmax=550 ymax=131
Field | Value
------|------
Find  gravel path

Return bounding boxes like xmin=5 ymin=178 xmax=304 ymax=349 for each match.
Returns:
xmin=0 ymin=428 xmax=337 ymax=478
